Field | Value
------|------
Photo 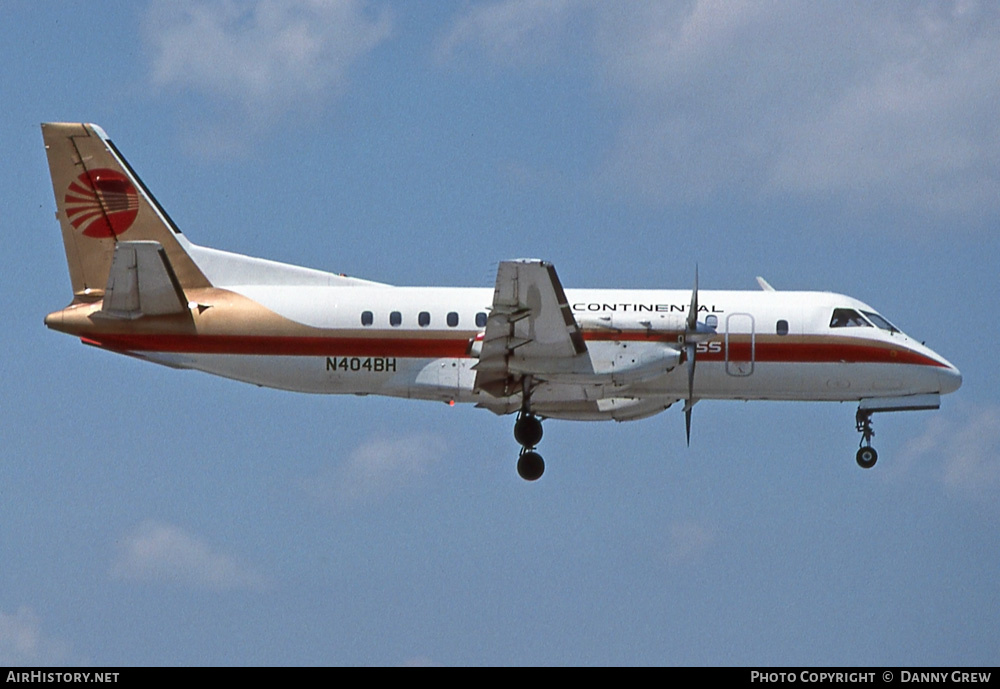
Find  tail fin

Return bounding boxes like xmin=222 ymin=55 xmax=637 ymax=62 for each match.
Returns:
xmin=41 ymin=123 xmax=210 ymax=300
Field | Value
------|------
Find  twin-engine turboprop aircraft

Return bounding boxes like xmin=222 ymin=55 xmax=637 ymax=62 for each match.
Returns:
xmin=42 ymin=123 xmax=961 ymax=480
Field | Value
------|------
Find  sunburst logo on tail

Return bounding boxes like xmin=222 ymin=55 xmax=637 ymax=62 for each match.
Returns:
xmin=64 ymin=169 xmax=139 ymax=238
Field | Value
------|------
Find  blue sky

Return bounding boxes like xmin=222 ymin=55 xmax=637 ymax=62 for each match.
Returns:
xmin=2 ymin=1 xmax=998 ymax=666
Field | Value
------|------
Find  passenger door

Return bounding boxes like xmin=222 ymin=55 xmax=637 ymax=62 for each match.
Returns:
xmin=725 ymin=313 xmax=755 ymax=376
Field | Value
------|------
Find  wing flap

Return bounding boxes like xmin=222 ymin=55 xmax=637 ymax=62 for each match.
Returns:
xmin=474 ymin=259 xmax=587 ymax=398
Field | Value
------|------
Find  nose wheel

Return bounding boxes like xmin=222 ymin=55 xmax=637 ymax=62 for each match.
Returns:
xmin=856 ymin=445 xmax=878 ymax=469
xmin=855 ymin=410 xmax=878 ymax=469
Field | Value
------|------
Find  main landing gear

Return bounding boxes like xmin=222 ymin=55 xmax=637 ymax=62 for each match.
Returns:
xmin=515 ymin=412 xmax=544 ymax=481
xmin=855 ymin=409 xmax=878 ymax=469
xmin=513 ymin=376 xmax=545 ymax=481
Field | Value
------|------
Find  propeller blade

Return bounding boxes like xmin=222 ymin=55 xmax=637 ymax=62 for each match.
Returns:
xmin=687 ymin=264 xmax=699 ymax=332
xmin=686 ymin=341 xmax=696 ymax=403
xmin=683 ymin=265 xmax=700 ymax=447
xmin=684 ymin=342 xmax=696 ymax=446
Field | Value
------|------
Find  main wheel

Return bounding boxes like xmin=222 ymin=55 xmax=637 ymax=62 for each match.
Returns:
xmin=517 ymin=451 xmax=545 ymax=481
xmin=856 ymin=446 xmax=878 ymax=469
xmin=514 ymin=414 xmax=543 ymax=448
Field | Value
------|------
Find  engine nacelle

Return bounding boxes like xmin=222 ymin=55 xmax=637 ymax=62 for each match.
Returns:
xmin=535 ymin=396 xmax=675 ymax=422
xmin=589 ymin=340 xmax=682 ymax=386
xmin=507 ymin=340 xmax=681 ymax=387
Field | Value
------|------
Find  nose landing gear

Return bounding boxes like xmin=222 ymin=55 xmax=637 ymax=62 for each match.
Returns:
xmin=855 ymin=410 xmax=878 ymax=469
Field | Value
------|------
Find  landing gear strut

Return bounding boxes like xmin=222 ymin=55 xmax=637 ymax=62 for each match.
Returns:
xmin=855 ymin=409 xmax=878 ymax=469
xmin=514 ymin=378 xmax=544 ymax=481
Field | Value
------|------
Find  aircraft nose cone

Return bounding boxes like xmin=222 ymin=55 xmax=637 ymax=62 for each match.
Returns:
xmin=939 ymin=365 xmax=962 ymax=395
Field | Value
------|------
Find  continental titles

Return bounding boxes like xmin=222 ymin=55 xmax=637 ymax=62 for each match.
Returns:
xmin=572 ymin=303 xmax=723 ymax=313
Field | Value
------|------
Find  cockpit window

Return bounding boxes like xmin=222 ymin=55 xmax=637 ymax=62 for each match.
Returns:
xmin=830 ymin=308 xmax=872 ymax=328
xmin=861 ymin=310 xmax=900 ymax=333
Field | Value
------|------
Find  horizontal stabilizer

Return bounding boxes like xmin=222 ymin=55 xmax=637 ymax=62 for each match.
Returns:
xmin=99 ymin=241 xmax=188 ymax=319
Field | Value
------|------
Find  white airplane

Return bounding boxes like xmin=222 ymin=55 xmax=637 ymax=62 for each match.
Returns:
xmin=42 ymin=123 xmax=961 ymax=480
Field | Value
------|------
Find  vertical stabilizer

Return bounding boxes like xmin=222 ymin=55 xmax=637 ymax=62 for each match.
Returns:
xmin=41 ymin=123 xmax=210 ymax=299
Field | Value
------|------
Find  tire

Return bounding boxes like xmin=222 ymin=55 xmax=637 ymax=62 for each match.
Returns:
xmin=517 ymin=451 xmax=545 ymax=481
xmin=856 ymin=446 xmax=878 ymax=469
xmin=514 ymin=414 xmax=543 ymax=448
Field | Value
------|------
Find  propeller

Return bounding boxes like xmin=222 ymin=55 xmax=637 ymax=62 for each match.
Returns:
xmin=681 ymin=265 xmax=716 ymax=446
xmin=683 ymin=266 xmax=699 ymax=445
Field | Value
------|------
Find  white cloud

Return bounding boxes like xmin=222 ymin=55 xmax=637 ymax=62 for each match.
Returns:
xmin=305 ymin=433 xmax=447 ymax=507
xmin=901 ymin=406 xmax=1000 ymax=503
xmin=435 ymin=0 xmax=576 ymax=67
xmin=144 ymin=0 xmax=392 ymax=114
xmin=111 ymin=521 xmax=264 ymax=590
xmin=434 ymin=2 xmax=999 ymax=226
xmin=768 ymin=3 xmax=1000 ymax=215
xmin=594 ymin=2 xmax=1000 ymax=224
xmin=0 ymin=607 xmax=81 ymax=666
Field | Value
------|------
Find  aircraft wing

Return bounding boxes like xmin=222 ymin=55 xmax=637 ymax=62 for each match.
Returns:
xmin=474 ymin=259 xmax=587 ymax=398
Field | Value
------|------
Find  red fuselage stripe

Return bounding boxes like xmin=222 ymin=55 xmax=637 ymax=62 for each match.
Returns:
xmin=87 ymin=334 xmax=472 ymax=358
xmin=84 ymin=332 xmax=948 ymax=368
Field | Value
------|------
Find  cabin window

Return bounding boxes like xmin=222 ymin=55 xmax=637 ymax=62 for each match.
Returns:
xmin=447 ymin=312 xmax=459 ymax=327
xmin=418 ymin=311 xmax=431 ymax=327
xmin=706 ymin=315 xmax=718 ymax=329
xmin=476 ymin=312 xmax=487 ymax=328
xmin=830 ymin=308 xmax=871 ymax=328
xmin=361 ymin=311 xmax=373 ymax=326
xmin=776 ymin=319 xmax=789 ymax=336
xmin=390 ymin=311 xmax=402 ymax=327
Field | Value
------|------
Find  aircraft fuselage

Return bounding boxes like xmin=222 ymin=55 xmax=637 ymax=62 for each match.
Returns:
xmin=46 ymin=281 xmax=960 ymax=421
